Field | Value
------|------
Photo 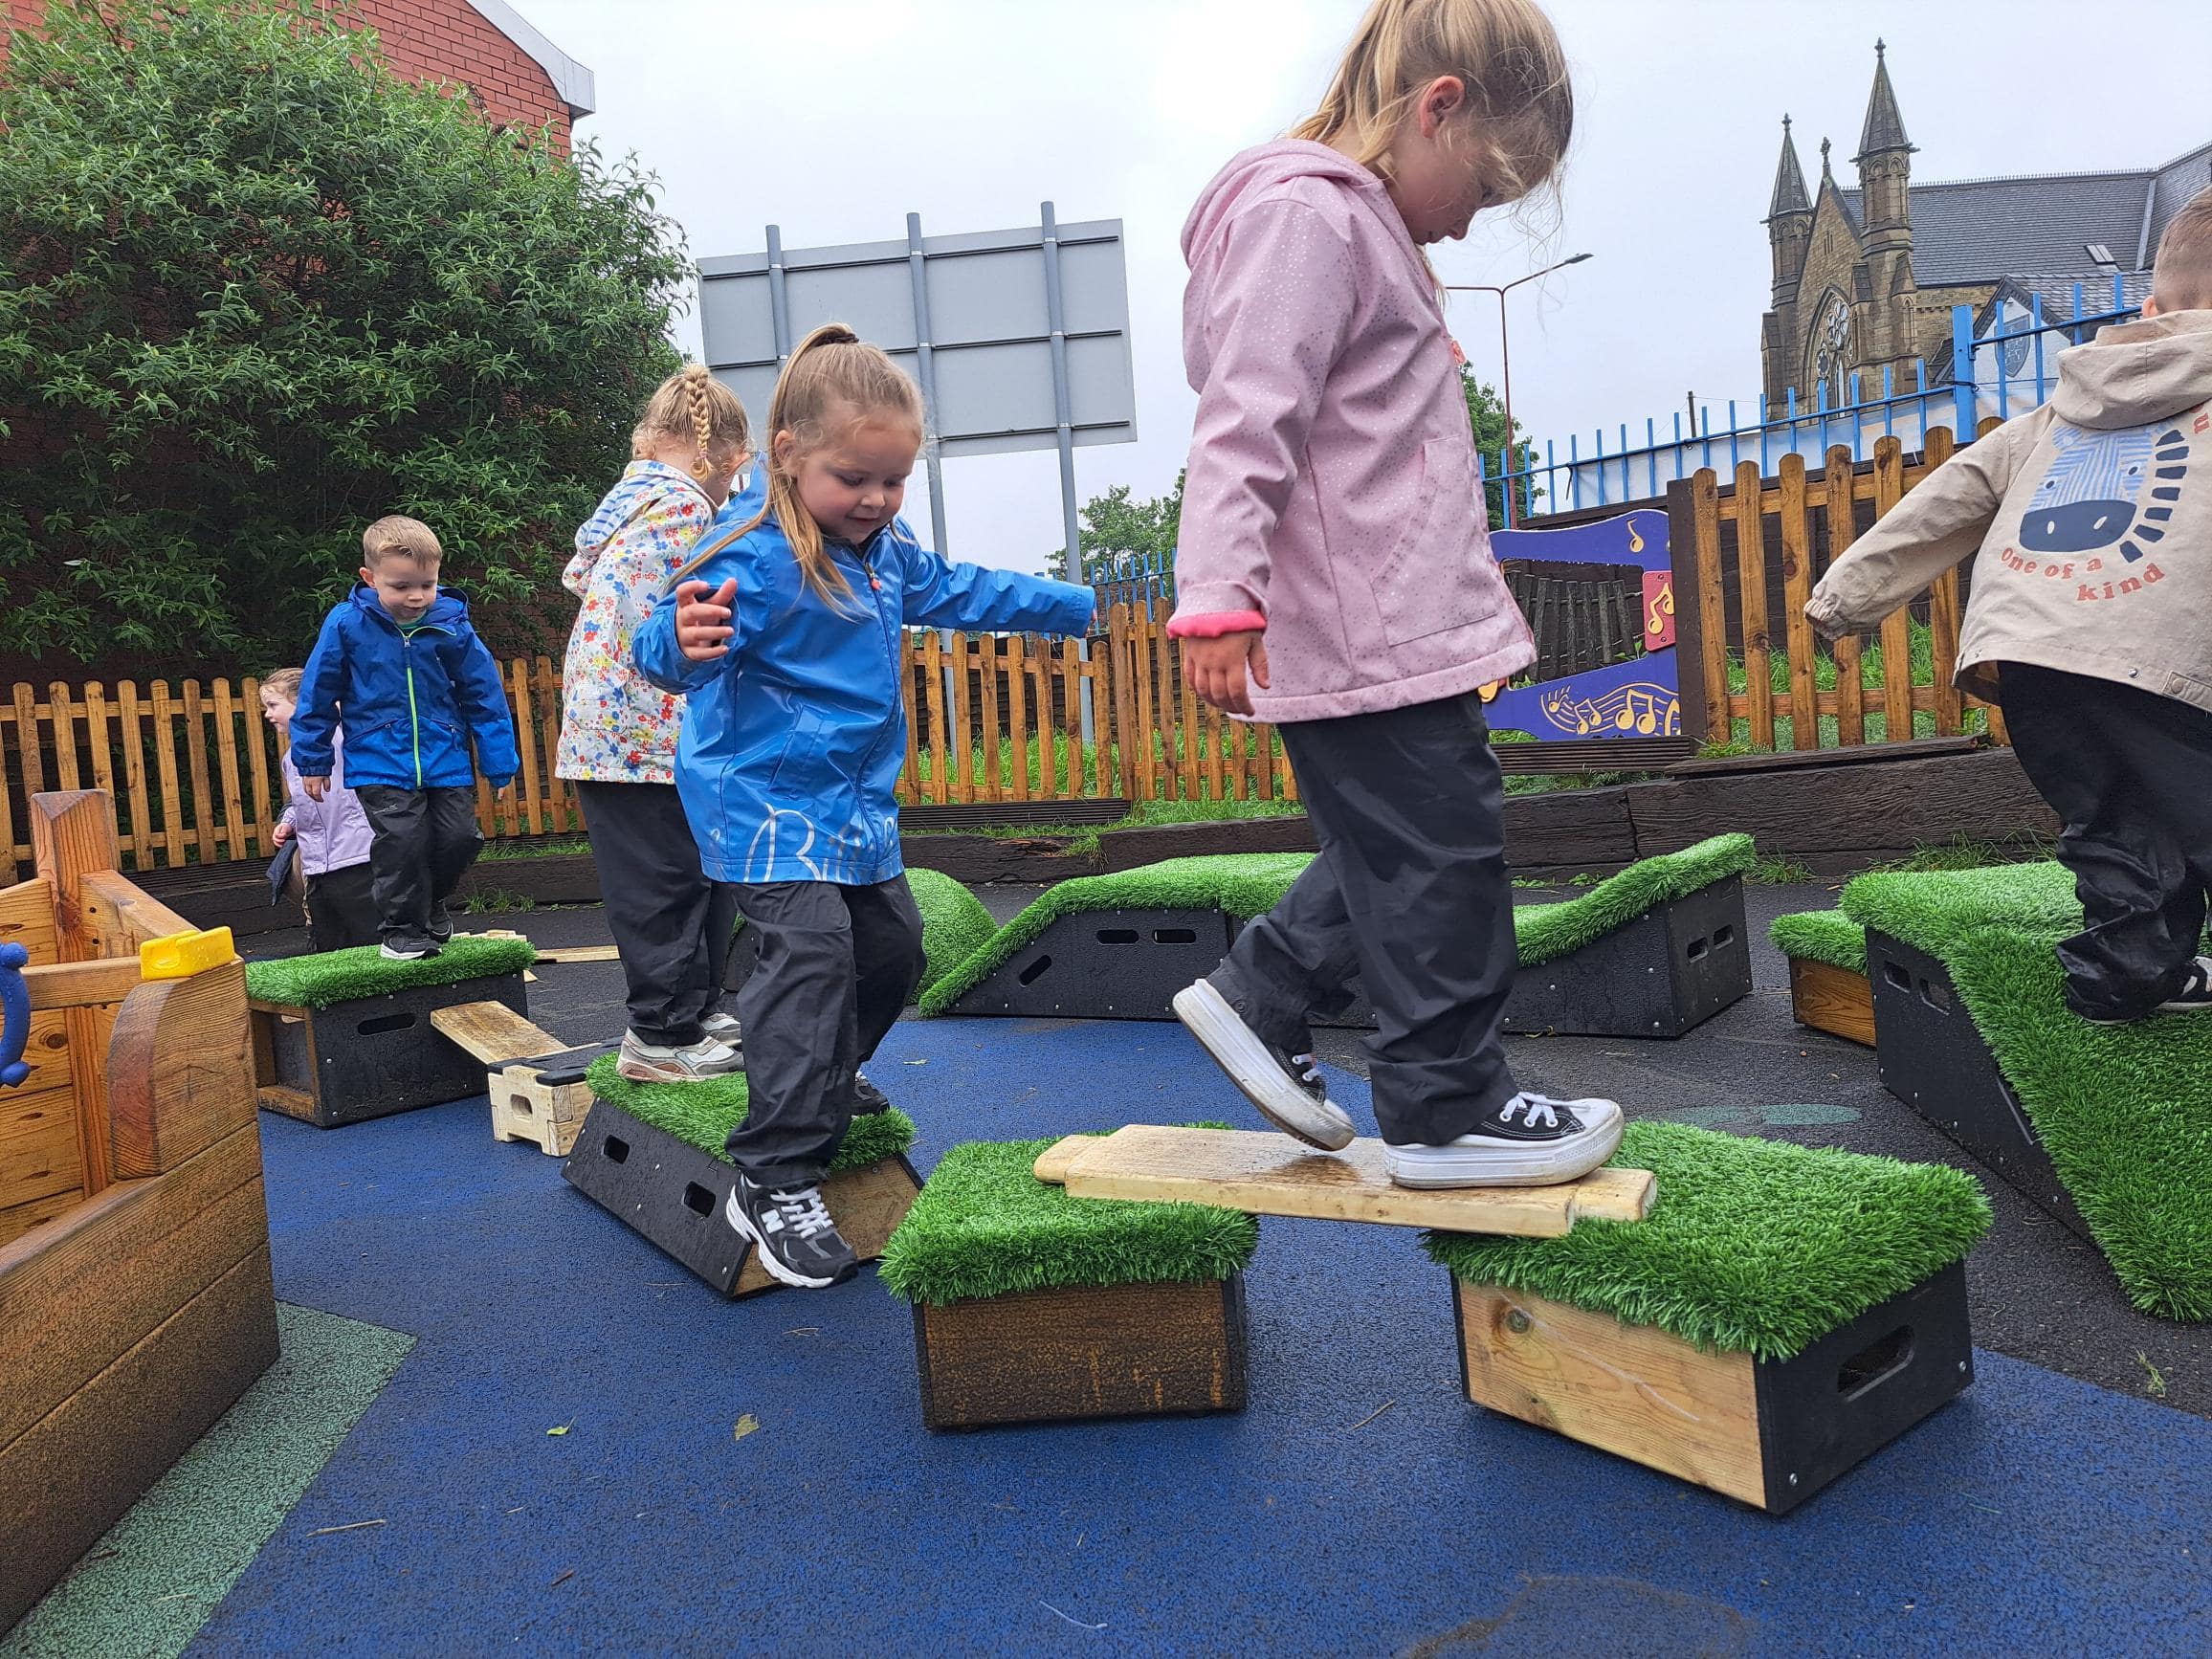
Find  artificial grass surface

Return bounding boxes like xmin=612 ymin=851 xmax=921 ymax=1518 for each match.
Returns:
xmin=584 ymin=1057 xmax=917 ymax=1174
xmin=907 ymin=868 xmax=997 ymax=997
xmin=878 ymin=1133 xmax=1258 ymax=1306
xmin=244 ymin=936 xmax=537 ymax=1007
xmin=1424 ymin=1121 xmax=1991 ymax=1360
xmin=1768 ymin=908 xmax=1869 ymax=975
xmin=1840 ymin=862 xmax=2212 ymax=1320
xmin=918 ymin=835 xmax=1758 ymax=1013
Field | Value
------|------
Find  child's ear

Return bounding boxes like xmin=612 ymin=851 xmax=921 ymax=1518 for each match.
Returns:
xmin=359 ymin=565 xmax=375 ymax=586
xmin=771 ymin=429 xmax=798 ymax=469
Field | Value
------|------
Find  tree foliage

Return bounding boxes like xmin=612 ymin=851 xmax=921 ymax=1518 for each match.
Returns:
xmin=1459 ymin=365 xmax=1541 ymax=527
xmin=1048 ymin=473 xmax=1184 ymax=585
xmin=0 ymin=0 xmax=689 ymax=668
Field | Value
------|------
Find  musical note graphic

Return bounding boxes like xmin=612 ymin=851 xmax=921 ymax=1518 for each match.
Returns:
xmin=1645 ymin=578 xmax=1675 ymax=643
xmin=1538 ymin=681 xmax=1679 ymax=739
xmin=1627 ymin=520 xmax=1645 ymax=555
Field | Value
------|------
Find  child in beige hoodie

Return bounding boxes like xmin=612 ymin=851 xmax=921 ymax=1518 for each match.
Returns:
xmin=1807 ymin=188 xmax=2212 ymax=1024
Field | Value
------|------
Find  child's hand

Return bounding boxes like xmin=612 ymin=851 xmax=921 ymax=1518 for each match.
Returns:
xmin=271 ymin=822 xmax=294 ymax=847
xmin=675 ymin=578 xmax=739 ymax=661
xmin=1183 ymin=631 xmax=1270 ymax=717
xmin=301 ymin=776 xmax=329 ymax=802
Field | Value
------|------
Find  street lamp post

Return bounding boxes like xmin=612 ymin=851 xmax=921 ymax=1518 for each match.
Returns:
xmin=1445 ymin=252 xmax=1592 ymax=523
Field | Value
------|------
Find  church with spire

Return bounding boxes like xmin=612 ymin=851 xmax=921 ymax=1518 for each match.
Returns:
xmin=1759 ymin=42 xmax=2211 ymax=413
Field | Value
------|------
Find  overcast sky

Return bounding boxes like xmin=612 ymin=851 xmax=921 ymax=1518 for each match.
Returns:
xmin=523 ymin=0 xmax=2212 ymax=571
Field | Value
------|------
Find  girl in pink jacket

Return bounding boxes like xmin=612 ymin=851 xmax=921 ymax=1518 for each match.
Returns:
xmin=1169 ymin=0 xmax=1624 ymax=1189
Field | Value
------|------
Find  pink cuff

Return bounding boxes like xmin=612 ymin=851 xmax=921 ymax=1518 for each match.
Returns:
xmin=1165 ymin=609 xmax=1267 ymax=640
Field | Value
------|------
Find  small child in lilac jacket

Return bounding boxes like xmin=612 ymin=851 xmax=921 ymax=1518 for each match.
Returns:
xmin=261 ymin=668 xmax=378 ymax=952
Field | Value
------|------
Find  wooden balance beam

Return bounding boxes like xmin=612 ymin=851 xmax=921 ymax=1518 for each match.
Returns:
xmin=430 ymin=1000 xmax=614 ymax=1157
xmin=1034 ymin=1126 xmax=1653 ymax=1237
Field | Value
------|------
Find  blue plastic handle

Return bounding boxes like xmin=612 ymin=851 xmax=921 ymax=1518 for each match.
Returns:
xmin=0 ymin=941 xmax=29 ymax=1089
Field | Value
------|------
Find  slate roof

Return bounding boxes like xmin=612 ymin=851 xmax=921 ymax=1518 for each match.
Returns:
xmin=1853 ymin=45 xmax=1912 ymax=161
xmin=1768 ymin=120 xmax=1812 ymax=220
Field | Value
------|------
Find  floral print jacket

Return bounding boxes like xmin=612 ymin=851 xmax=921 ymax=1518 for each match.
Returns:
xmin=555 ymin=459 xmax=718 ymax=784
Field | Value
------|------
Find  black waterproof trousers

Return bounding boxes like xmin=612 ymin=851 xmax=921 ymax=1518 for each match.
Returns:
xmin=1210 ymin=691 xmax=1521 ymax=1146
xmin=721 ymin=877 xmax=925 ymax=1186
xmin=354 ymin=785 xmax=482 ymax=943
xmin=574 ymin=781 xmax=740 ymax=1048
xmin=304 ymin=861 xmax=381 ymax=953
xmin=1998 ymin=662 xmax=2212 ymax=1020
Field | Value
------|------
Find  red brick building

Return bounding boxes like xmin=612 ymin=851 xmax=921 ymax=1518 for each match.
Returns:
xmin=0 ymin=0 xmax=594 ymax=144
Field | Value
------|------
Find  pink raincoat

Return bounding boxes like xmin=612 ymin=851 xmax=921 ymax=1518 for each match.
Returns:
xmin=1170 ymin=140 xmax=1534 ymax=721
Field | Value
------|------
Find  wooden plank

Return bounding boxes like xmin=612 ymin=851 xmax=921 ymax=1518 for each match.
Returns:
xmin=1787 ymin=957 xmax=1876 ymax=1048
xmin=921 ymin=630 xmax=949 ymax=806
xmin=534 ymin=657 xmax=570 ymax=832
xmin=916 ymin=1276 xmax=1244 ymax=1429
xmin=0 ymin=1082 xmax=83 ymax=1228
xmin=1732 ymin=459 xmax=1774 ymax=750
xmin=1042 ymin=1126 xmax=1653 ymax=1237
xmin=240 ymin=675 xmax=274 ymax=861
xmin=211 ymin=678 xmax=247 ymax=861
xmin=180 ymin=680 xmax=217 ymax=864
xmin=47 ymin=683 xmax=81 ymax=791
xmin=117 ymin=681 xmax=154 ymax=870
xmin=0 ymin=1122 xmax=266 ymax=1449
xmin=80 ymin=869 xmax=196 ymax=955
xmin=977 ymin=635 xmax=1003 ymax=804
xmin=1203 ymin=697 xmax=1227 ymax=803
xmin=1665 ymin=734 xmax=1982 ymax=779
xmin=946 ymin=633 xmax=976 ymax=807
xmin=1132 ymin=607 xmax=1160 ymax=801
xmin=23 ymin=956 xmax=144 ymax=1012
xmin=0 ymin=875 xmax=57 ymax=962
xmin=150 ymin=681 xmax=188 ymax=867
xmin=0 ymin=1190 xmax=83 ymax=1252
xmin=1455 ymin=1280 xmax=1764 ymax=1509
xmin=507 ymin=659 xmax=536 ymax=836
xmin=1823 ymin=449 xmax=1867 ymax=747
xmin=1872 ymin=438 xmax=1914 ymax=742
xmin=10 ymin=1009 xmax=74 ymax=1094
xmin=533 ymin=943 xmax=622 ymax=965
xmin=1086 ymin=643 xmax=1112 ymax=797
xmin=0 ymin=706 xmax=16 ymax=879
xmin=106 ymin=960 xmax=254 ymax=1179
xmin=1004 ymin=633 xmax=1030 ymax=802
xmin=1920 ymin=427 xmax=1964 ymax=736
xmin=1689 ymin=470 xmax=1730 ymax=743
xmin=33 ymin=792 xmax=122 ymax=1198
xmin=81 ymin=685 xmax=116 ymax=846
xmin=0 ymin=1242 xmax=276 ymax=1629
xmin=11 ymin=683 xmax=44 ymax=801
xmin=430 ymin=999 xmax=565 ymax=1067
xmin=1776 ymin=455 xmax=1820 ymax=750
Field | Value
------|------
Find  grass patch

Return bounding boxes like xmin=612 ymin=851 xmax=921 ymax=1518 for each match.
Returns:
xmin=918 ymin=835 xmax=1756 ymax=1014
xmin=904 ymin=793 xmax=1308 ymax=858
xmin=1752 ymin=856 xmax=1817 ymax=886
xmin=878 ymin=1133 xmax=1258 ymax=1306
xmin=1866 ymin=833 xmax=2053 ymax=874
xmin=584 ymin=1057 xmax=916 ymax=1174
xmin=244 ymin=935 xmax=536 ymax=1008
xmin=460 ymin=889 xmax=537 ymax=915
xmin=478 ymin=836 xmax=590 ymax=861
xmin=1425 ymin=1121 xmax=1991 ymax=1360
xmin=1768 ymin=909 xmax=1868 ymax=974
xmin=1840 ymin=861 xmax=2212 ymax=1319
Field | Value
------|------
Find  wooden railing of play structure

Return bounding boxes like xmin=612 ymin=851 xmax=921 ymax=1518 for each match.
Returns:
xmin=1664 ymin=419 xmax=2010 ymax=751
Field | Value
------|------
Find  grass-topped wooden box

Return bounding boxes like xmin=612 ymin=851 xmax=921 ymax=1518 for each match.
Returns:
xmin=245 ymin=938 xmax=535 ymax=1128
xmin=1428 ymin=1122 xmax=1990 ymax=1515
xmin=564 ymin=1061 xmax=921 ymax=1297
xmin=1771 ymin=910 xmax=1874 ymax=1047
xmin=880 ymin=1135 xmax=1258 ymax=1430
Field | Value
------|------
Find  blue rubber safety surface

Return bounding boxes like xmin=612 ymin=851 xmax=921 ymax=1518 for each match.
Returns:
xmin=195 ymin=1015 xmax=2212 ymax=1656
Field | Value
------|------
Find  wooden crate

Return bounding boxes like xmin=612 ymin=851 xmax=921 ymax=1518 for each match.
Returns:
xmin=563 ymin=1099 xmax=920 ymax=1296
xmin=913 ymin=1275 xmax=1248 ymax=1430
xmin=251 ymin=972 xmax=529 ymax=1128
xmin=1786 ymin=956 xmax=1876 ymax=1047
xmin=1450 ymin=1262 xmax=1972 ymax=1515
xmin=427 ymin=1000 xmax=612 ymax=1157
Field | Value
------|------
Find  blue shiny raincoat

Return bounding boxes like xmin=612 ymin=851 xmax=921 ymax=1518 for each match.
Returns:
xmin=633 ymin=510 xmax=1093 ymax=885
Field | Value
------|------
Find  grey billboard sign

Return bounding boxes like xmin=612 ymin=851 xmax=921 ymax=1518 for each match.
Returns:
xmin=697 ymin=205 xmax=1136 ymax=555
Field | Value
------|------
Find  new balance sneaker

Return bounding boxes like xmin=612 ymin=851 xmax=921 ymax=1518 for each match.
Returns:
xmin=1172 ymin=978 xmax=1356 ymax=1151
xmin=852 ymin=1070 xmax=891 ymax=1115
xmin=1383 ymin=1092 xmax=1625 ymax=1189
xmin=725 ymin=1175 xmax=857 ymax=1289
xmin=699 ymin=1011 xmax=742 ymax=1043
xmin=2078 ymin=956 xmax=2212 ymax=1026
xmin=615 ymin=1030 xmax=743 ymax=1082
xmin=378 ymin=934 xmax=440 ymax=962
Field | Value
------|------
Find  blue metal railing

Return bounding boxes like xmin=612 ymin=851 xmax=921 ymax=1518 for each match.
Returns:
xmin=1476 ymin=275 xmax=2140 ymax=525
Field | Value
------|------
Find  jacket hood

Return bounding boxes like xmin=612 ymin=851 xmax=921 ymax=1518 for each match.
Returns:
xmin=2051 ymin=309 xmax=2212 ymax=429
xmin=348 ymin=582 xmax=469 ymax=630
xmin=1181 ymin=139 xmax=1405 ymax=268
xmin=571 ymin=460 xmax=716 ymax=583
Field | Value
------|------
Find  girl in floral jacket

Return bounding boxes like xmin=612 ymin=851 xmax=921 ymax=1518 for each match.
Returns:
xmin=557 ymin=364 xmax=755 ymax=1081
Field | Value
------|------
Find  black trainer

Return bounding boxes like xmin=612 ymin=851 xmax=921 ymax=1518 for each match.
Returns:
xmin=1383 ymin=1093 xmax=1625 ymax=1189
xmin=852 ymin=1070 xmax=891 ymax=1115
xmin=378 ymin=933 xmax=441 ymax=962
xmin=724 ymin=1175 xmax=858 ymax=1289
xmin=426 ymin=904 xmax=455 ymax=944
xmin=2079 ymin=955 xmax=2212 ymax=1025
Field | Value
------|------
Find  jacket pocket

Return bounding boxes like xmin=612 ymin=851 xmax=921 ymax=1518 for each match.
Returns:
xmin=766 ymin=705 xmax=834 ymax=797
xmin=1368 ymin=435 xmax=1494 ymax=646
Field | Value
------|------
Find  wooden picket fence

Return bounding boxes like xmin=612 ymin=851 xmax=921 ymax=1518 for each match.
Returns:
xmin=1 ymin=606 xmax=1296 ymax=877
xmin=1665 ymin=419 xmax=2010 ymax=750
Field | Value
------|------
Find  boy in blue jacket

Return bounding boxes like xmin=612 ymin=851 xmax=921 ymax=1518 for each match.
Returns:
xmin=292 ymin=516 xmax=520 ymax=961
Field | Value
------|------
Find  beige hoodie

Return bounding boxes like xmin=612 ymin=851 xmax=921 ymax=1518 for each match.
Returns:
xmin=1806 ymin=309 xmax=2212 ymax=713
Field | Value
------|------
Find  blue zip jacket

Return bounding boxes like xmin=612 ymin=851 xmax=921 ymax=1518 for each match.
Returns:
xmin=292 ymin=585 xmax=520 ymax=791
xmin=633 ymin=512 xmax=1094 ymax=885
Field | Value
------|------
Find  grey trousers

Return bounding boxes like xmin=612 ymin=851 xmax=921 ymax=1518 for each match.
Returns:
xmin=722 ymin=876 xmax=924 ymax=1186
xmin=575 ymin=781 xmax=739 ymax=1048
xmin=1211 ymin=691 xmax=1521 ymax=1146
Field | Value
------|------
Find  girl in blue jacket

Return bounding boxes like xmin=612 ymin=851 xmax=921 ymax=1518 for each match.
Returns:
xmin=635 ymin=324 xmax=1093 ymax=1290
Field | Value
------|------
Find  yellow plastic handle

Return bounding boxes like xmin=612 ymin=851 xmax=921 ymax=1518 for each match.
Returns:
xmin=139 ymin=927 xmax=236 ymax=982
